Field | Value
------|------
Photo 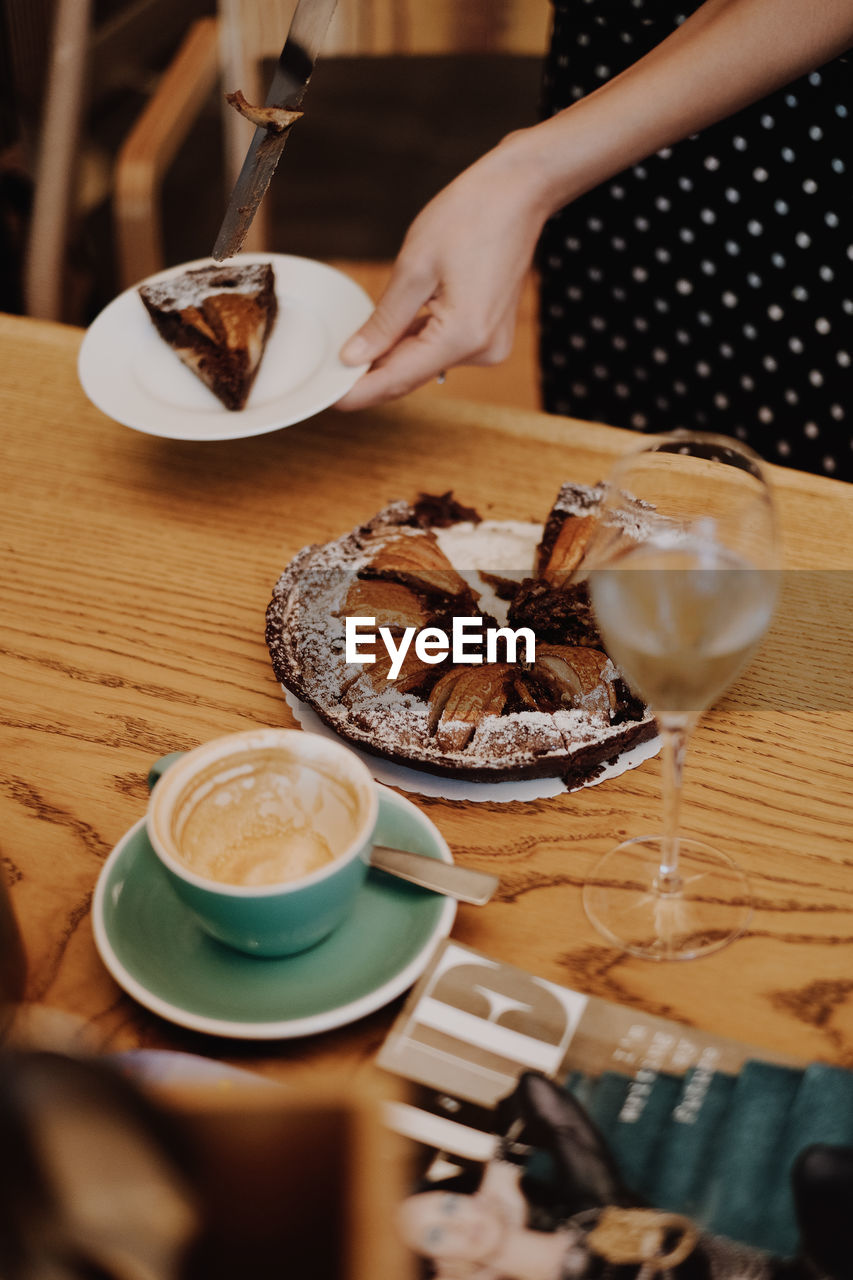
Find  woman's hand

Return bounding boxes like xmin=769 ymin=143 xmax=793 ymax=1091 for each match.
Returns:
xmin=335 ymin=132 xmax=552 ymax=411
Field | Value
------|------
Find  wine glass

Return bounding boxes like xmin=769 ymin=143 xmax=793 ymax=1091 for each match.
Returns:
xmin=582 ymin=431 xmax=778 ymax=960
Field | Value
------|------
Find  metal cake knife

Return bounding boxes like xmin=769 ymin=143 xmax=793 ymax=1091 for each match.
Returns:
xmin=212 ymin=0 xmax=338 ymax=261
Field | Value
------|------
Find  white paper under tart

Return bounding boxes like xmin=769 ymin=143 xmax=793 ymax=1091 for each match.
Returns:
xmin=433 ymin=519 xmax=542 ymax=624
xmin=284 ymin=690 xmax=660 ymax=804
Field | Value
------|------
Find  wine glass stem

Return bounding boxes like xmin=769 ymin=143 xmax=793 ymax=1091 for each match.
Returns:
xmin=657 ymin=716 xmax=694 ymax=894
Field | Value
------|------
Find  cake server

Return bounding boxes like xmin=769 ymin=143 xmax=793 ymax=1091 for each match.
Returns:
xmin=369 ymin=846 xmax=499 ymax=906
xmin=212 ymin=0 xmax=339 ymax=261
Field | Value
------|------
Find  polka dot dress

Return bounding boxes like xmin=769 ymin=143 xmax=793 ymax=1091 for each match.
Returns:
xmin=537 ymin=0 xmax=853 ymax=480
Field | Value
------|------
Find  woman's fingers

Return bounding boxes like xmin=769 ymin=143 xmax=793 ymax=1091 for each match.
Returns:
xmin=465 ymin=283 xmax=522 ymax=368
xmin=336 ymin=290 xmax=521 ymax=411
xmin=336 ymin=312 xmax=460 ymax=410
xmin=339 ymin=260 xmax=437 ymax=367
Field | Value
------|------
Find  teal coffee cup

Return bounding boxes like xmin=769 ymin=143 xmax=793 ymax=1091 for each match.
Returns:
xmin=147 ymin=729 xmax=379 ymax=957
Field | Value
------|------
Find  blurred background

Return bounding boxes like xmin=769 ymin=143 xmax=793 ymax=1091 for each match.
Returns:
xmin=0 ymin=0 xmax=549 ymax=406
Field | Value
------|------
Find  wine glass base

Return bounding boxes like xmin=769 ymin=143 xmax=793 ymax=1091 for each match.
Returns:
xmin=583 ymin=836 xmax=753 ymax=961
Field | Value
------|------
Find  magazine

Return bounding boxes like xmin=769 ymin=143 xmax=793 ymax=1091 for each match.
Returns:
xmin=380 ymin=940 xmax=852 ymax=1262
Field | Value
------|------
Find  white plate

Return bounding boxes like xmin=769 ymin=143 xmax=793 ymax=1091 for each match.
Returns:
xmin=77 ymin=254 xmax=372 ymax=440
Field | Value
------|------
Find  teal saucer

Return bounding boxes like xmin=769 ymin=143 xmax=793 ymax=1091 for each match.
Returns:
xmin=93 ymin=785 xmax=456 ymax=1039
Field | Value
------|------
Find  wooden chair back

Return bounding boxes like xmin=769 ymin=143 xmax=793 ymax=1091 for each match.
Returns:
xmin=219 ymin=0 xmax=551 ymax=247
xmin=114 ymin=0 xmax=550 ymax=286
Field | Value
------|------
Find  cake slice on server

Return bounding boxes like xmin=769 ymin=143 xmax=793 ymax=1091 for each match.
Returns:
xmin=138 ymin=262 xmax=278 ymax=410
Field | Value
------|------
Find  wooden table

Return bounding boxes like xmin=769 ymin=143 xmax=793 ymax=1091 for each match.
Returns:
xmin=2 ymin=311 xmax=853 ymax=1090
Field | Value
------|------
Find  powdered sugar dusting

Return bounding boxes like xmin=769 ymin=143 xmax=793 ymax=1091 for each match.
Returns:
xmin=139 ymin=263 xmax=273 ymax=312
xmin=285 ymin=690 xmax=661 ymax=802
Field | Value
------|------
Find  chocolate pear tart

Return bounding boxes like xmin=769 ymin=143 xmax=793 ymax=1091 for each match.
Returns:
xmin=139 ymin=262 xmax=277 ymax=410
xmin=265 ymin=487 xmax=657 ymax=786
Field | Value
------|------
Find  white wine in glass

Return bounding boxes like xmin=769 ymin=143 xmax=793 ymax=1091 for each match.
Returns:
xmin=583 ymin=432 xmax=778 ymax=960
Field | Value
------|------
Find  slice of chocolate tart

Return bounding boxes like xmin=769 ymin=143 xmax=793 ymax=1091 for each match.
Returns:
xmin=139 ymin=262 xmax=277 ymax=410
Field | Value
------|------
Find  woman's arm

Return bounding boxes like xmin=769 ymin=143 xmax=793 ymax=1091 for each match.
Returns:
xmin=336 ymin=0 xmax=853 ymax=410
xmin=517 ymin=0 xmax=853 ymax=210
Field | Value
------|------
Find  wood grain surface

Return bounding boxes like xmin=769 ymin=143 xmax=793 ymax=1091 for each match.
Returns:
xmin=1 ymin=311 xmax=852 ymax=1090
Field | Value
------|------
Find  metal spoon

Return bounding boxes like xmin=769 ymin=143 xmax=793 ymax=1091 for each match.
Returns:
xmin=369 ymin=845 xmax=498 ymax=905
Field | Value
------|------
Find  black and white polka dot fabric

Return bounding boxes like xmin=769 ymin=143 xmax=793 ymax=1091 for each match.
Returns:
xmin=538 ymin=0 xmax=852 ymax=480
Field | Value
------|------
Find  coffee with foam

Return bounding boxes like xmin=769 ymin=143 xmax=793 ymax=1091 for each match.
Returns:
xmin=171 ymin=751 xmax=362 ymax=887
